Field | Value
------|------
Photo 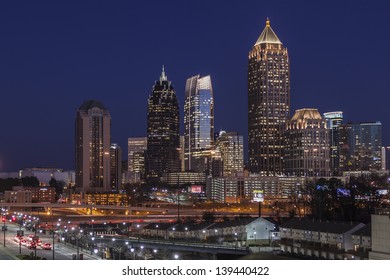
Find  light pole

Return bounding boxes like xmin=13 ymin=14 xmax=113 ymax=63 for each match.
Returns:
xmin=254 ymin=231 xmax=257 ymax=246
xmin=130 ymin=248 xmax=135 ymax=259
xmin=153 ymin=249 xmax=158 ymax=259
xmin=34 ymin=215 xmax=40 ymax=258
xmin=2 ymin=215 xmax=6 ymax=247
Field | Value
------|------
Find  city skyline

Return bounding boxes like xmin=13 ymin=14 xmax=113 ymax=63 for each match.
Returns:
xmin=1 ymin=1 xmax=390 ymax=172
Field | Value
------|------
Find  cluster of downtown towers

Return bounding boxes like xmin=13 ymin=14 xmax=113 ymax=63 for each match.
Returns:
xmin=75 ymin=19 xmax=383 ymax=192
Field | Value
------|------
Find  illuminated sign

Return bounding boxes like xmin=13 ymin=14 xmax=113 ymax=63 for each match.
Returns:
xmin=190 ymin=186 xmax=203 ymax=194
xmin=253 ymin=190 xmax=264 ymax=202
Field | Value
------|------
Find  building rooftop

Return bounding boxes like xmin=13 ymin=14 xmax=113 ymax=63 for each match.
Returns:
xmin=207 ymin=217 xmax=259 ymax=230
xmin=79 ymin=100 xmax=108 ymax=111
xmin=143 ymin=222 xmax=177 ymax=231
xmin=255 ymin=18 xmax=282 ymax=45
xmin=351 ymin=224 xmax=371 ymax=237
xmin=280 ymin=218 xmax=364 ymax=234
xmin=291 ymin=108 xmax=323 ymax=121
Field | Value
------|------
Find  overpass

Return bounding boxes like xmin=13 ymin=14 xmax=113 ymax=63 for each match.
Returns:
xmin=0 ymin=202 xmax=168 ymax=214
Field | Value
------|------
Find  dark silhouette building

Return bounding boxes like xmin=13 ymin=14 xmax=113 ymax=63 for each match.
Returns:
xmin=145 ymin=67 xmax=180 ymax=182
xmin=75 ymin=100 xmax=111 ymax=192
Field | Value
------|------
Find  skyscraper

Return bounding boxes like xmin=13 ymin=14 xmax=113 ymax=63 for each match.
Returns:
xmin=284 ymin=109 xmax=330 ymax=177
xmin=127 ymin=137 xmax=147 ymax=183
xmin=248 ymin=18 xmax=290 ymax=175
xmin=75 ymin=100 xmax=111 ymax=193
xmin=323 ymin=111 xmax=343 ymax=176
xmin=145 ymin=67 xmax=180 ymax=182
xmin=184 ymin=75 xmax=214 ymax=172
xmin=216 ymin=131 xmax=244 ymax=176
xmin=339 ymin=122 xmax=382 ymax=171
xmin=110 ymin=143 xmax=122 ymax=191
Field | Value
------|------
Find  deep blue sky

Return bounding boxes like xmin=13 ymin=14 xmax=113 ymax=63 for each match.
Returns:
xmin=0 ymin=0 xmax=389 ymax=172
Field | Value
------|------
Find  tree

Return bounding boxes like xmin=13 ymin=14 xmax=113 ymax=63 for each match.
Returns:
xmin=202 ymin=211 xmax=216 ymax=223
xmin=49 ymin=178 xmax=65 ymax=198
xmin=21 ymin=176 xmax=40 ymax=187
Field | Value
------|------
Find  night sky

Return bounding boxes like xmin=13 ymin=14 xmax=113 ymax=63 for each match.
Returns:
xmin=0 ymin=0 xmax=389 ymax=172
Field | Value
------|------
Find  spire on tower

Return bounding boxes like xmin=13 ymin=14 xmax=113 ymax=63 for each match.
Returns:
xmin=160 ymin=65 xmax=167 ymax=82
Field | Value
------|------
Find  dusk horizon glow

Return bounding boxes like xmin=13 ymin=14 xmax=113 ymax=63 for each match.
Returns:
xmin=1 ymin=0 xmax=389 ymax=172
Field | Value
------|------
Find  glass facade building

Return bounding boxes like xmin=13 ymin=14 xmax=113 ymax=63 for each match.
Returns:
xmin=145 ymin=67 xmax=180 ymax=182
xmin=184 ymin=75 xmax=214 ymax=172
xmin=127 ymin=137 xmax=147 ymax=183
xmin=216 ymin=131 xmax=244 ymax=176
xmin=248 ymin=19 xmax=290 ymax=176
xmin=339 ymin=122 xmax=382 ymax=171
xmin=323 ymin=111 xmax=343 ymax=176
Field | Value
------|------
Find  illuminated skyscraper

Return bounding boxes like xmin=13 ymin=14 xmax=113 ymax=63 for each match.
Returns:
xmin=323 ymin=111 xmax=343 ymax=175
xmin=339 ymin=122 xmax=382 ymax=171
xmin=184 ymin=75 xmax=214 ymax=172
xmin=145 ymin=67 xmax=180 ymax=181
xmin=216 ymin=131 xmax=244 ymax=176
xmin=75 ymin=100 xmax=111 ymax=192
xmin=110 ymin=143 xmax=122 ymax=191
xmin=284 ymin=109 xmax=330 ymax=177
xmin=248 ymin=19 xmax=290 ymax=175
xmin=127 ymin=137 xmax=147 ymax=183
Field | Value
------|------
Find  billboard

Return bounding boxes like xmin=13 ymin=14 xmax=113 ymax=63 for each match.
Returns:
xmin=253 ymin=190 xmax=264 ymax=202
xmin=190 ymin=185 xmax=203 ymax=194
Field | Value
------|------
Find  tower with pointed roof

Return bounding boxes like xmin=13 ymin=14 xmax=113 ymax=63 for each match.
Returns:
xmin=145 ymin=66 xmax=180 ymax=182
xmin=75 ymin=99 xmax=111 ymax=192
xmin=248 ymin=19 xmax=290 ymax=175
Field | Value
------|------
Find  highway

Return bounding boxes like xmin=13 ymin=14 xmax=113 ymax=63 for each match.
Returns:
xmin=0 ymin=221 xmax=100 ymax=260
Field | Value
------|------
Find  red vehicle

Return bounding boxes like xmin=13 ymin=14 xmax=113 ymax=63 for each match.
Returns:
xmin=40 ymin=242 xmax=52 ymax=250
xmin=27 ymin=241 xmax=36 ymax=249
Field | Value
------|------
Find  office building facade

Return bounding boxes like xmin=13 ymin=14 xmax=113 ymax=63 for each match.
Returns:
xmin=323 ymin=111 xmax=343 ymax=176
xmin=248 ymin=19 xmax=290 ymax=175
xmin=216 ymin=131 xmax=244 ymax=176
xmin=75 ymin=100 xmax=111 ymax=193
xmin=127 ymin=137 xmax=147 ymax=183
xmin=339 ymin=122 xmax=382 ymax=171
xmin=145 ymin=67 xmax=180 ymax=181
xmin=284 ymin=108 xmax=331 ymax=177
xmin=184 ymin=75 xmax=214 ymax=172
xmin=110 ymin=143 xmax=122 ymax=190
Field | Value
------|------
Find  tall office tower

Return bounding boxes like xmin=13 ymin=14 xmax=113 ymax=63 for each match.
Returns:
xmin=323 ymin=111 xmax=343 ymax=176
xmin=339 ymin=122 xmax=382 ymax=171
xmin=216 ymin=131 xmax=244 ymax=176
xmin=248 ymin=18 xmax=290 ymax=175
xmin=180 ymin=135 xmax=185 ymax=172
xmin=110 ymin=143 xmax=122 ymax=191
xmin=145 ymin=67 xmax=180 ymax=182
xmin=127 ymin=137 xmax=147 ymax=183
xmin=284 ymin=109 xmax=331 ymax=177
xmin=75 ymin=100 xmax=111 ymax=193
xmin=184 ymin=75 xmax=214 ymax=172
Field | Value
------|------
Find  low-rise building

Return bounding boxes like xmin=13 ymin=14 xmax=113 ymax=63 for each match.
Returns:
xmin=280 ymin=218 xmax=365 ymax=259
xmin=140 ymin=217 xmax=279 ymax=246
xmin=369 ymin=209 xmax=390 ymax=259
xmin=351 ymin=224 xmax=371 ymax=259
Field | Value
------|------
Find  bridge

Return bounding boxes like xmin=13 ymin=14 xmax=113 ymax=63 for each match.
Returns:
xmin=0 ymin=202 xmax=168 ymax=214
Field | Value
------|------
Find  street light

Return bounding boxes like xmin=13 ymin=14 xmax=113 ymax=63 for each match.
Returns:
xmin=130 ymin=248 xmax=135 ymax=259
xmin=254 ymin=231 xmax=257 ymax=245
xmin=153 ymin=249 xmax=158 ymax=259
